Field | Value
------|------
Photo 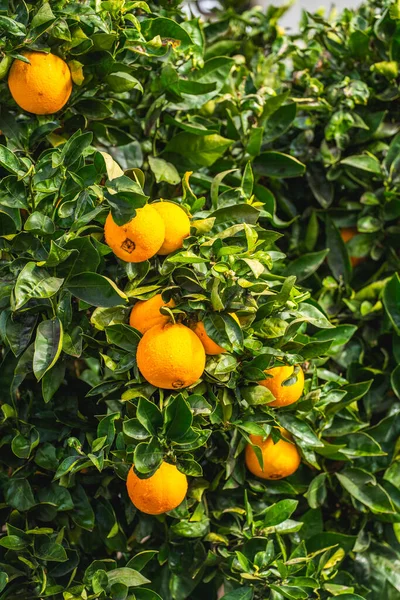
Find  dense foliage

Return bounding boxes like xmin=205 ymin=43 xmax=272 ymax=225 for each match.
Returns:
xmin=1 ymin=1 xmax=400 ymax=599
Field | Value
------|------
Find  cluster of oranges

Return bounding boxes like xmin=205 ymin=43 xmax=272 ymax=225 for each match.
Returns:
xmin=109 ymin=203 xmax=306 ymax=513
xmin=7 ymin=50 xmax=306 ymax=516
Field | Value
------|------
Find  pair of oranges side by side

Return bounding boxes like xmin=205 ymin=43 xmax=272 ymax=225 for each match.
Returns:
xmin=126 ymin=421 xmax=301 ymax=516
xmin=104 ymin=201 xmax=191 ymax=263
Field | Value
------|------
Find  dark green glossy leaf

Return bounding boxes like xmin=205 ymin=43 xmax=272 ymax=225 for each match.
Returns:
xmin=66 ymin=273 xmax=128 ymax=307
xmin=383 ymin=274 xmax=400 ymax=334
xmin=33 ymin=318 xmax=63 ymax=381
xmin=254 ymin=152 xmax=306 ymax=178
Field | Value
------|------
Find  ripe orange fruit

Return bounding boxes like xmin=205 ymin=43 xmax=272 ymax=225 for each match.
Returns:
xmin=129 ymin=294 xmax=175 ymax=334
xmin=340 ymin=227 xmax=363 ymax=267
xmin=192 ymin=314 xmax=240 ymax=355
xmin=260 ymin=365 xmax=304 ymax=407
xmin=152 ymin=201 xmax=190 ymax=255
xmin=8 ymin=51 xmax=72 ymax=115
xmin=137 ymin=323 xmax=206 ymax=389
xmin=104 ymin=205 xmax=165 ymax=263
xmin=245 ymin=429 xmax=301 ymax=480
xmin=126 ymin=461 xmax=187 ymax=515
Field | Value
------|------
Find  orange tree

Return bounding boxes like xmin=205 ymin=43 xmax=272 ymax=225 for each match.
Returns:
xmin=0 ymin=1 xmax=393 ymax=599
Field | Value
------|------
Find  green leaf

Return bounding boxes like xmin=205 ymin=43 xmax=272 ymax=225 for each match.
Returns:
xmin=11 ymin=429 xmax=39 ymax=459
xmin=35 ymin=541 xmax=67 ymax=562
xmin=31 ymin=3 xmax=55 ymax=28
xmin=263 ymin=500 xmax=298 ymax=527
xmin=247 ymin=127 xmax=263 ymax=157
xmin=301 ymin=339 xmax=333 ymax=359
xmin=42 ymin=358 xmax=66 ymax=403
xmin=221 ymin=586 xmax=253 ymax=600
xmin=58 ymin=237 xmax=100 ymax=277
xmin=14 ymin=263 xmax=64 ymax=311
xmin=134 ymin=590 xmax=163 ymax=600
xmin=264 ymin=103 xmax=297 ymax=143
xmin=253 ymin=152 xmax=306 ymax=178
xmin=107 ymin=567 xmax=150 ymax=587
xmin=5 ymin=479 xmax=35 ymax=511
xmin=91 ymin=306 xmax=130 ymax=330
xmin=106 ymin=324 xmax=141 ymax=352
xmin=306 ymin=474 xmax=328 ymax=509
xmin=105 ymin=175 xmax=148 ymax=226
xmin=166 ymin=133 xmax=233 ymax=166
xmin=126 ymin=551 xmax=158 ymax=572
xmin=141 ymin=17 xmax=193 ymax=50
xmin=173 ymin=56 xmax=234 ymax=109
xmin=221 ymin=588 xmax=253 ymax=599
xmin=337 ymin=468 xmax=395 ymax=514
xmin=283 ymin=250 xmax=329 ymax=282
xmin=164 ymin=395 xmax=193 ymax=442
xmin=0 ymin=535 xmax=28 ymax=550
xmin=203 ymin=312 xmax=243 ymax=352
xmin=58 ymin=130 xmax=93 ymax=168
xmin=0 ymin=572 xmax=7 ymax=593
xmin=297 ymin=302 xmax=333 ymax=329
xmin=24 ymin=212 xmax=55 ymax=235
xmin=307 ymin=166 xmax=334 ymax=208
xmin=368 ymin=551 xmax=400 ymax=593
xmin=37 ymin=483 xmax=73 ymax=511
xmin=106 ymin=71 xmax=143 ymax=93
xmin=383 ymin=274 xmax=400 ymax=334
xmin=33 ymin=318 xmax=63 ymax=381
xmin=384 ymin=132 xmax=400 ymax=171
xmin=66 ymin=273 xmax=128 ymax=307
xmin=70 ymin=485 xmax=95 ymax=531
xmin=137 ymin=398 xmax=163 ymax=435
xmin=340 ymin=154 xmax=382 ymax=175
xmin=170 ymin=518 xmax=209 ymax=538
xmin=134 ymin=438 xmax=163 ymax=474
xmin=148 ymin=156 xmax=180 ymax=184
xmin=325 ymin=216 xmax=351 ymax=285
xmin=123 ymin=418 xmax=151 ymax=441
xmin=278 ymin=414 xmax=323 ymax=447
xmin=241 ymin=385 xmax=275 ymax=405
xmin=0 ymin=144 xmax=25 ymax=176
xmin=41 ymin=240 xmax=76 ymax=268
xmin=392 ymin=364 xmax=400 ymax=399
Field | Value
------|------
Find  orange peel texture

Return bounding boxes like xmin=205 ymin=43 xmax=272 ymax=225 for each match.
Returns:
xmin=104 ymin=205 xmax=165 ymax=263
xmin=152 ymin=201 xmax=190 ymax=255
xmin=245 ymin=430 xmax=301 ymax=480
xmin=136 ymin=322 xmax=206 ymax=389
xmin=260 ymin=365 xmax=304 ymax=408
xmin=8 ymin=51 xmax=72 ymax=115
xmin=129 ymin=294 xmax=175 ymax=334
xmin=126 ymin=461 xmax=188 ymax=515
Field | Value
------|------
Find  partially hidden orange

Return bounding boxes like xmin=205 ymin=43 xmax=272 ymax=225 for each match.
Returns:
xmin=126 ymin=461 xmax=187 ymax=514
xmin=8 ymin=51 xmax=72 ymax=115
xmin=136 ymin=322 xmax=206 ymax=389
xmin=245 ymin=429 xmax=301 ymax=480
xmin=129 ymin=294 xmax=175 ymax=334
xmin=152 ymin=201 xmax=190 ymax=255
xmin=340 ymin=227 xmax=363 ymax=267
xmin=192 ymin=313 xmax=240 ymax=355
xmin=260 ymin=365 xmax=304 ymax=407
xmin=104 ymin=205 xmax=165 ymax=262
